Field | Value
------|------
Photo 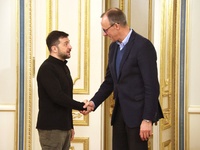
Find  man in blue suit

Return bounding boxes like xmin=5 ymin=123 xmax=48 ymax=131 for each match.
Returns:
xmin=82 ymin=8 xmax=163 ymax=150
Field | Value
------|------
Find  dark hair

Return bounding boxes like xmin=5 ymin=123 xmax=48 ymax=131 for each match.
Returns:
xmin=46 ymin=30 xmax=69 ymax=51
xmin=101 ymin=8 xmax=127 ymax=26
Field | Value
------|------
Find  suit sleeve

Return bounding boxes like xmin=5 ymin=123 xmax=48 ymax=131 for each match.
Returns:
xmin=137 ymin=40 xmax=160 ymax=120
xmin=90 ymin=44 xmax=116 ymax=109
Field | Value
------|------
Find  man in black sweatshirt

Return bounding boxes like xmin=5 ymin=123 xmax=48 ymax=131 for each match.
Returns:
xmin=36 ymin=30 xmax=87 ymax=150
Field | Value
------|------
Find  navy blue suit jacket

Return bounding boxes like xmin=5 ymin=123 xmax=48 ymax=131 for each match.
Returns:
xmin=91 ymin=30 xmax=163 ymax=128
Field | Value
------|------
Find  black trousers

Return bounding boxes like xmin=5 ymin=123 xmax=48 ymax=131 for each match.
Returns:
xmin=112 ymin=107 xmax=148 ymax=150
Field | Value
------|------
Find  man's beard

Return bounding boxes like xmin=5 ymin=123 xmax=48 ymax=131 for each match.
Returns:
xmin=57 ymin=49 xmax=70 ymax=60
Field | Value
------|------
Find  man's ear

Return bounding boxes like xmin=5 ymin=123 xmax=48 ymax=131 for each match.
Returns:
xmin=51 ymin=45 xmax=57 ymax=52
xmin=115 ymin=23 xmax=120 ymax=30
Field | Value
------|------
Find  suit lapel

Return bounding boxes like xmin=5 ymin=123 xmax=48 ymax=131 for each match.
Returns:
xmin=117 ymin=31 xmax=136 ymax=79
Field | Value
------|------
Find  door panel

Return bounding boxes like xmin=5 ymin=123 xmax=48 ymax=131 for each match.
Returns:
xmin=0 ymin=0 xmax=18 ymax=149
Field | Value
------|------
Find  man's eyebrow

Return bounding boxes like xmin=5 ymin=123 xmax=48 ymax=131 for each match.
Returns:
xmin=64 ymin=40 xmax=70 ymax=43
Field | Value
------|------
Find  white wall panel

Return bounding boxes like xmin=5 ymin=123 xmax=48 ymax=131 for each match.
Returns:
xmin=0 ymin=0 xmax=18 ymax=149
xmin=187 ymin=0 xmax=200 ymax=105
xmin=189 ymin=112 xmax=200 ymax=150
xmin=187 ymin=0 xmax=200 ymax=149
xmin=0 ymin=0 xmax=17 ymax=104
xmin=130 ymin=0 xmax=149 ymax=38
xmin=0 ymin=112 xmax=15 ymax=150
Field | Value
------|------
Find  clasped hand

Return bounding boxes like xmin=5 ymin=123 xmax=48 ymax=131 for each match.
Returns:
xmin=80 ymin=100 xmax=95 ymax=115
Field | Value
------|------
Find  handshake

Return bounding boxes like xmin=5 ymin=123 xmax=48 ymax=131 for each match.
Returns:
xmin=80 ymin=100 xmax=95 ymax=115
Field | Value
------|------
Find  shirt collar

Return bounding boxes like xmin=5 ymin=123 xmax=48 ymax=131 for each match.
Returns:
xmin=49 ymin=55 xmax=68 ymax=65
xmin=116 ymin=29 xmax=132 ymax=50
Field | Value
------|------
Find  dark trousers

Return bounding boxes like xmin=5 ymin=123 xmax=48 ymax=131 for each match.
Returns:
xmin=112 ymin=107 xmax=148 ymax=150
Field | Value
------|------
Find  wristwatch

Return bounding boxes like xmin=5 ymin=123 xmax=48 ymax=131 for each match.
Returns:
xmin=143 ymin=119 xmax=151 ymax=123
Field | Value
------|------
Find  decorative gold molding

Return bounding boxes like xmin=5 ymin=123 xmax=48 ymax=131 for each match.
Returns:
xmin=148 ymin=0 xmax=153 ymax=41
xmin=46 ymin=0 xmax=52 ymax=57
xmin=119 ymin=0 xmax=124 ymax=10
xmin=162 ymin=108 xmax=171 ymax=129
xmin=162 ymin=139 xmax=171 ymax=149
xmin=160 ymin=0 xmax=171 ymax=130
xmin=175 ymin=1 xmax=180 ymax=150
xmin=127 ymin=0 xmax=131 ymax=25
xmin=72 ymin=110 xmax=89 ymax=126
xmin=55 ymin=0 xmax=58 ymax=29
xmin=105 ymin=0 xmax=111 ymax=10
xmin=24 ymin=0 xmax=33 ymax=150
xmin=73 ymin=0 xmax=90 ymax=94
xmin=46 ymin=0 xmax=58 ymax=30
xmin=70 ymin=137 xmax=89 ymax=150
xmin=15 ymin=0 xmax=19 ymax=149
xmin=104 ymin=2 xmax=112 ymax=150
xmin=185 ymin=0 xmax=190 ymax=149
xmin=159 ymin=0 xmax=178 ymax=149
xmin=148 ymin=136 xmax=153 ymax=150
xmin=46 ymin=0 xmax=52 ymax=32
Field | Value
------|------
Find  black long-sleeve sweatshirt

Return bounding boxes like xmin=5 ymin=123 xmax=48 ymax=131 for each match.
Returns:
xmin=36 ymin=55 xmax=86 ymax=130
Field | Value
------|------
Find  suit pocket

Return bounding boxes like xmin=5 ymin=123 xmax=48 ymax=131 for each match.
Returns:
xmin=134 ymin=95 xmax=144 ymax=101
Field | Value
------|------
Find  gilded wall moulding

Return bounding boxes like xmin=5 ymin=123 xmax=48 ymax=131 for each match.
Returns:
xmin=70 ymin=137 xmax=89 ymax=150
xmin=72 ymin=110 xmax=89 ymax=126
